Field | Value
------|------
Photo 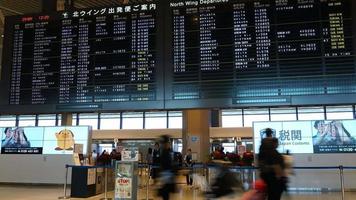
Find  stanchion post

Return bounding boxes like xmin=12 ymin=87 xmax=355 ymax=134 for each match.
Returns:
xmin=58 ymin=165 xmax=70 ymax=199
xmin=141 ymin=164 xmax=153 ymax=200
xmin=339 ymin=165 xmax=345 ymax=200
xmin=100 ymin=167 xmax=112 ymax=200
xmin=146 ymin=164 xmax=150 ymax=200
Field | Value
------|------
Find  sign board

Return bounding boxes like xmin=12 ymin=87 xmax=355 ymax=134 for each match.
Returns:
xmin=237 ymin=145 xmax=246 ymax=156
xmin=191 ymin=136 xmax=199 ymax=143
xmin=254 ymin=120 xmax=356 ymax=154
xmin=73 ymin=153 xmax=81 ymax=166
xmin=87 ymin=168 xmax=96 ymax=185
xmin=74 ymin=143 xmax=84 ymax=154
xmin=121 ymin=148 xmax=139 ymax=162
xmin=115 ymin=161 xmax=137 ymax=200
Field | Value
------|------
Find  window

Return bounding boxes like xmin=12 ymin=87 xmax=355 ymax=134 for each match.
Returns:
xmin=18 ymin=115 xmax=36 ymax=126
xmin=168 ymin=111 xmax=182 ymax=128
xmin=122 ymin=112 xmax=143 ymax=129
xmin=100 ymin=113 xmax=120 ymax=130
xmin=72 ymin=114 xmax=78 ymax=126
xmin=222 ymin=109 xmax=243 ymax=127
xmin=78 ymin=113 xmax=99 ymax=129
xmin=37 ymin=114 xmax=57 ymax=126
xmin=326 ymin=105 xmax=354 ymax=120
xmin=57 ymin=114 xmax=62 ymax=126
xmin=270 ymin=107 xmax=297 ymax=121
xmin=172 ymin=139 xmax=182 ymax=152
xmin=222 ymin=142 xmax=236 ymax=153
xmin=243 ymin=108 xmax=269 ymax=127
xmin=298 ymin=106 xmax=325 ymax=120
xmin=145 ymin=112 xmax=167 ymax=129
xmin=0 ymin=115 xmax=16 ymax=127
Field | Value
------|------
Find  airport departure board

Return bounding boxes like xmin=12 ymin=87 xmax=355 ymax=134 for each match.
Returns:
xmin=6 ymin=3 xmax=157 ymax=106
xmin=0 ymin=0 xmax=355 ymax=113
xmin=169 ymin=0 xmax=355 ymax=103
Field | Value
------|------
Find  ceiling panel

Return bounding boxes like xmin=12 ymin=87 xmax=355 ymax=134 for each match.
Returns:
xmin=0 ymin=0 xmax=42 ymax=15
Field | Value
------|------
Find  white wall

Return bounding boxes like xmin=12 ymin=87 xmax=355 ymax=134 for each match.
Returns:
xmin=210 ymin=127 xmax=252 ymax=138
xmin=4 ymin=127 xmax=355 ymax=188
xmin=0 ymin=154 xmax=72 ymax=184
xmin=92 ymin=127 xmax=254 ymax=140
xmin=92 ymin=128 xmax=183 ymax=139
xmin=288 ymin=154 xmax=356 ymax=190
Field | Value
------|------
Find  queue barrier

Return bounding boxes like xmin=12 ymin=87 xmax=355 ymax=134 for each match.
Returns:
xmin=59 ymin=163 xmax=354 ymax=200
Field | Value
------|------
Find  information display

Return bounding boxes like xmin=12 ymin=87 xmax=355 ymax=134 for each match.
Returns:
xmin=0 ymin=126 xmax=90 ymax=154
xmin=254 ymin=120 xmax=356 ymax=154
xmin=1 ymin=0 xmax=355 ymax=112
xmin=3 ymin=3 xmax=158 ymax=107
xmin=169 ymin=0 xmax=355 ymax=103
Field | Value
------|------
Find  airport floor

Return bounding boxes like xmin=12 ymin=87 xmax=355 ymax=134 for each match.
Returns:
xmin=0 ymin=184 xmax=355 ymax=200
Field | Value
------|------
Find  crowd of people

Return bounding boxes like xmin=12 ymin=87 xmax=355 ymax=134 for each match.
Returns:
xmin=92 ymin=132 xmax=292 ymax=200
xmin=94 ymin=148 xmax=122 ymax=166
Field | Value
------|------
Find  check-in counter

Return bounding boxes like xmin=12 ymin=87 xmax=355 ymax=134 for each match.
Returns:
xmin=70 ymin=166 xmax=114 ymax=198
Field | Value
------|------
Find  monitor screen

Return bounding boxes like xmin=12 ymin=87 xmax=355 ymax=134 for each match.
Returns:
xmin=254 ymin=120 xmax=356 ymax=154
xmin=0 ymin=126 xmax=90 ymax=154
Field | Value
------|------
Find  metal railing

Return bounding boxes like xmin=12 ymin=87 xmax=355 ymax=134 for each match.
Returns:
xmin=59 ymin=163 xmax=356 ymax=200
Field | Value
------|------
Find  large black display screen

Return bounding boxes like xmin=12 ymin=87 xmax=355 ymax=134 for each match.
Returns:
xmin=167 ymin=0 xmax=355 ymax=108
xmin=1 ymin=0 xmax=355 ymax=113
xmin=1 ymin=3 xmax=162 ymax=112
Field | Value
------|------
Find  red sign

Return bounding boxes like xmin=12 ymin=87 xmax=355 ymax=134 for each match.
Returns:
xmin=21 ymin=17 xmax=33 ymax=22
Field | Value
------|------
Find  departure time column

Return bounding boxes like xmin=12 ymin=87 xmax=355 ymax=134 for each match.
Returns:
xmin=9 ymin=25 xmax=23 ymax=104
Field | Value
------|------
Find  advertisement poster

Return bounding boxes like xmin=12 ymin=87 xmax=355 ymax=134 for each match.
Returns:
xmin=42 ymin=126 xmax=89 ymax=154
xmin=312 ymin=120 xmax=356 ymax=153
xmin=117 ymin=164 xmax=132 ymax=177
xmin=254 ymin=120 xmax=356 ymax=154
xmin=115 ymin=177 xmax=132 ymax=198
xmin=87 ymin=168 xmax=96 ymax=185
xmin=0 ymin=126 xmax=89 ymax=155
xmin=121 ymin=148 xmax=139 ymax=161
xmin=0 ymin=127 xmax=44 ymax=154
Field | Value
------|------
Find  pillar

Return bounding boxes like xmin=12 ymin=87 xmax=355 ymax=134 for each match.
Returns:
xmin=182 ymin=109 xmax=211 ymax=162
xmin=61 ymin=113 xmax=73 ymax=126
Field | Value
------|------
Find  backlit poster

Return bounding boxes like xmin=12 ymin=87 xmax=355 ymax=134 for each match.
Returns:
xmin=312 ymin=120 xmax=356 ymax=153
xmin=1 ymin=127 xmax=44 ymax=154
xmin=254 ymin=120 xmax=356 ymax=154
xmin=0 ymin=126 xmax=90 ymax=155
xmin=42 ymin=126 xmax=89 ymax=154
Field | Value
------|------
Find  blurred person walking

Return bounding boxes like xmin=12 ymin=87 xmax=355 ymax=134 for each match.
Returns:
xmin=282 ymin=150 xmax=294 ymax=192
xmin=258 ymin=128 xmax=285 ymax=200
xmin=157 ymin=135 xmax=175 ymax=200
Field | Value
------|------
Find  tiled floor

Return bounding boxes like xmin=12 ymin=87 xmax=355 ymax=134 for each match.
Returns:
xmin=0 ymin=184 xmax=355 ymax=200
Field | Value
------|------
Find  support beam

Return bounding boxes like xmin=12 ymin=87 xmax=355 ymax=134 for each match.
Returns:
xmin=182 ymin=110 xmax=211 ymax=162
xmin=0 ymin=9 xmax=4 ymax=25
xmin=0 ymin=6 xmax=23 ymax=15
